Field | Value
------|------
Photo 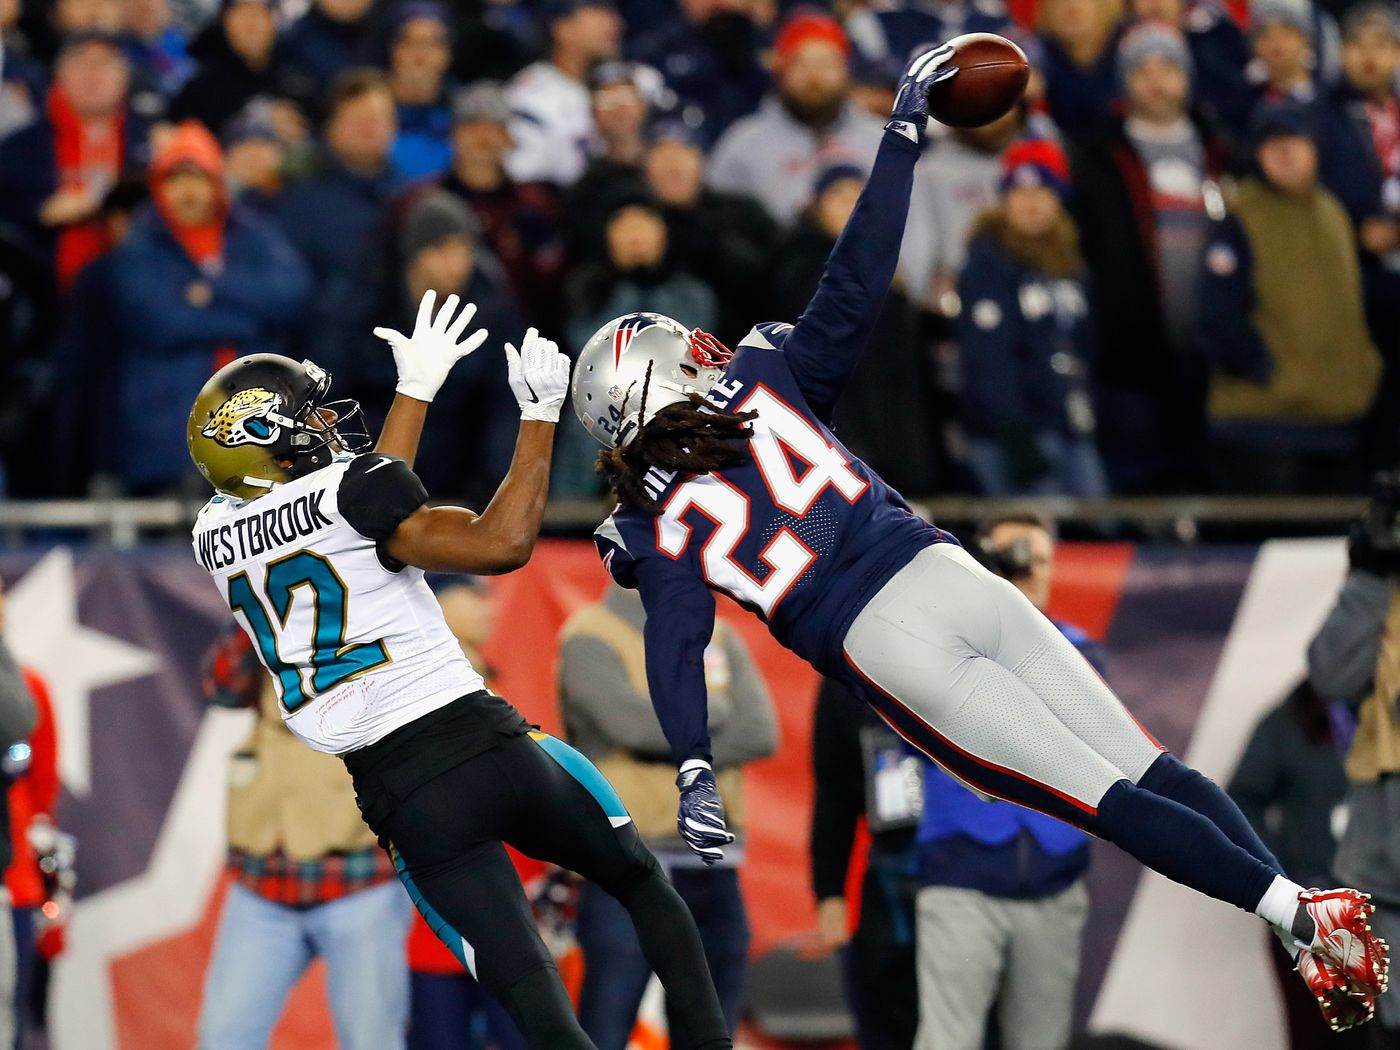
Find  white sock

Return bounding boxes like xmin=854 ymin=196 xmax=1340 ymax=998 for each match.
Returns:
xmin=1256 ymin=874 xmax=1306 ymax=933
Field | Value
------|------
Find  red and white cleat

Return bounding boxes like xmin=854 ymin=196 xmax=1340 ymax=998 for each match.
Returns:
xmin=1296 ymin=949 xmax=1376 ymax=1032
xmin=1299 ymin=888 xmax=1391 ymax=999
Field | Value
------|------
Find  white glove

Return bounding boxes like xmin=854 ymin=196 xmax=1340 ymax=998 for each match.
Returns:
xmin=373 ymin=289 xmax=489 ymax=403
xmin=505 ymin=327 xmax=571 ymax=423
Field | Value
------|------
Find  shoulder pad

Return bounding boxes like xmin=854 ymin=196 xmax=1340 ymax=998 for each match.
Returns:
xmin=737 ymin=322 xmax=794 ymax=352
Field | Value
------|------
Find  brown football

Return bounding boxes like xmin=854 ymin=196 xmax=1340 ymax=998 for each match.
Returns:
xmin=927 ymin=33 xmax=1030 ymax=129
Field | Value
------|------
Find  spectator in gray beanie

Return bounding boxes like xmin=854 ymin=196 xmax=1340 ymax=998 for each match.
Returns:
xmin=1119 ymin=19 xmax=1195 ymax=83
xmin=1247 ymin=0 xmax=1341 ymax=104
xmin=313 ymin=186 xmax=524 ymax=505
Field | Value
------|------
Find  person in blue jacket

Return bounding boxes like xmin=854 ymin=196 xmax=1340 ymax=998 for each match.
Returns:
xmin=957 ymin=138 xmax=1107 ymax=497
xmin=912 ymin=512 xmax=1095 ymax=1050
xmin=51 ymin=120 xmax=311 ymax=494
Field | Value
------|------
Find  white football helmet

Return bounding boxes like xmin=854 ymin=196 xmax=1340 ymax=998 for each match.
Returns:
xmin=571 ymin=313 xmax=733 ymax=447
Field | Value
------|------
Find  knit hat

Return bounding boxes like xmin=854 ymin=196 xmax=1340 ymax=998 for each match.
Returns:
xmin=646 ymin=117 xmax=704 ymax=149
xmin=1250 ymin=0 xmax=1312 ymax=36
xmin=812 ymin=162 xmax=864 ymax=201
xmin=999 ymin=138 xmax=1071 ymax=199
xmin=392 ymin=1 xmax=451 ymax=39
xmin=774 ymin=11 xmax=851 ymax=63
xmin=1249 ymin=99 xmax=1313 ymax=148
xmin=398 ymin=189 xmax=480 ymax=260
xmin=1118 ymin=21 xmax=1194 ymax=81
xmin=1343 ymin=2 xmax=1400 ymax=43
xmin=223 ymin=101 xmax=281 ymax=147
xmin=540 ymin=0 xmax=615 ymax=22
xmin=451 ymin=81 xmax=511 ymax=125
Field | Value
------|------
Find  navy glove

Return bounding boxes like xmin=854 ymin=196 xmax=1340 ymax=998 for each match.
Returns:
xmin=886 ymin=43 xmax=958 ymax=144
xmin=676 ymin=759 xmax=735 ymax=865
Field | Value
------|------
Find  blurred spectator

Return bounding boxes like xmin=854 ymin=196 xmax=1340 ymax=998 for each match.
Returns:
xmin=811 ymin=677 xmax=922 ymax=1050
xmin=1071 ymin=21 xmax=1230 ymax=492
xmin=913 ymin=513 xmax=1093 ymax=1050
xmin=53 ymin=121 xmax=311 ymax=494
xmin=568 ymin=61 xmax=661 ymax=254
xmin=0 ymin=31 xmax=150 ymax=291
xmin=435 ymin=82 xmax=565 ymax=334
xmin=196 ymin=624 xmax=413 ymax=1050
xmin=558 ymin=194 xmax=718 ymax=496
xmin=643 ymin=122 xmax=777 ymax=338
xmin=1228 ymin=680 xmax=1354 ymax=1050
xmin=169 ymin=0 xmax=287 ymax=137
xmin=708 ymin=11 xmax=884 ymax=225
xmin=1 ymin=0 xmax=48 ymax=136
xmin=222 ymin=103 xmax=287 ymax=213
xmin=901 ymin=98 xmax=1045 ymax=314
xmin=318 ymin=189 xmax=523 ymax=506
xmin=388 ymin=2 xmax=456 ymax=180
xmin=957 ymin=140 xmax=1106 ymax=497
xmin=772 ymin=163 xmax=938 ymax=494
xmin=1036 ymin=0 xmax=1125 ymax=142
xmin=1309 ymin=475 xmax=1400 ymax=1042
xmin=845 ymin=0 xmax=1011 ymax=71
xmin=279 ymin=0 xmax=385 ymax=113
xmin=1197 ymin=103 xmax=1381 ymax=493
xmin=1128 ymin=0 xmax=1252 ymax=138
xmin=560 ymin=582 xmax=777 ymax=1046
xmin=121 ymin=0 xmax=193 ymax=100
xmin=1328 ymin=5 xmax=1400 ymax=470
xmin=0 ymin=608 xmax=38 ymax=1050
xmin=275 ymin=69 xmax=402 ymax=333
xmin=1246 ymin=0 xmax=1321 ymax=108
xmin=505 ymin=0 xmax=622 ymax=187
xmin=629 ymin=0 xmax=770 ymax=145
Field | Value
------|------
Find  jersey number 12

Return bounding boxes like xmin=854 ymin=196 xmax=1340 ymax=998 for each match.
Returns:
xmin=227 ymin=550 xmax=390 ymax=711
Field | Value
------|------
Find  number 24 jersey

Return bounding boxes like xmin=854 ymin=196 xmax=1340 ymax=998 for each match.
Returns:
xmin=595 ymin=323 xmax=958 ymax=679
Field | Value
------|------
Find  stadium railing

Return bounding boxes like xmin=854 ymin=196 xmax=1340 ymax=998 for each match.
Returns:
xmin=0 ymin=495 xmax=1366 ymax=548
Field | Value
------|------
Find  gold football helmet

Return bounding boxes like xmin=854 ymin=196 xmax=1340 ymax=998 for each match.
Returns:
xmin=187 ymin=355 xmax=368 ymax=500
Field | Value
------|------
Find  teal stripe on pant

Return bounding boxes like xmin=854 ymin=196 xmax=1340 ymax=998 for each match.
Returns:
xmin=389 ymin=844 xmax=476 ymax=977
xmin=529 ymin=731 xmax=632 ymax=827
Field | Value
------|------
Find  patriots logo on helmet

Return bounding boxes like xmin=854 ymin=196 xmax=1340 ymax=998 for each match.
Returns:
xmin=612 ymin=315 xmax=658 ymax=368
xmin=201 ymin=388 xmax=284 ymax=448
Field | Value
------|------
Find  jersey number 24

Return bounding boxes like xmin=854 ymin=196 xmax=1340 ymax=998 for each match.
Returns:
xmin=656 ymin=387 xmax=867 ymax=616
xmin=227 ymin=550 xmax=390 ymax=711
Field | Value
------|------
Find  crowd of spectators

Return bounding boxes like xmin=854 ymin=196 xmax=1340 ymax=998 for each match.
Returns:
xmin=2 ymin=0 xmax=1399 ymax=503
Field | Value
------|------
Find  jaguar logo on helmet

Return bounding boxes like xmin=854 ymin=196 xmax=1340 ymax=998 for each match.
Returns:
xmin=201 ymin=388 xmax=288 ymax=448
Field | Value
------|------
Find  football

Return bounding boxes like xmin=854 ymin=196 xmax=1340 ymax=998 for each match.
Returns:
xmin=927 ymin=33 xmax=1031 ymax=129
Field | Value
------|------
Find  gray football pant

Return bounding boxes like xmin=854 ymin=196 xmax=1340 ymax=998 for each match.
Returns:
xmin=914 ymin=881 xmax=1089 ymax=1050
xmin=842 ymin=544 xmax=1162 ymax=824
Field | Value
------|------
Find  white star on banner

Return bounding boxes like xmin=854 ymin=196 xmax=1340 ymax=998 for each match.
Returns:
xmin=4 ymin=548 xmax=161 ymax=795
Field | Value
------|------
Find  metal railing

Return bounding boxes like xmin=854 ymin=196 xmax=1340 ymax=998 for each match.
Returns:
xmin=0 ymin=495 xmax=1365 ymax=548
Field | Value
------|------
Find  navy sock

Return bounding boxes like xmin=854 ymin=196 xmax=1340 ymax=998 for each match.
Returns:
xmin=1094 ymin=779 xmax=1279 ymax=913
xmin=1137 ymin=752 xmax=1284 ymax=875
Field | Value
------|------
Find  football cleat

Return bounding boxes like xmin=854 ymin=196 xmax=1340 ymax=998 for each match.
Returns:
xmin=1299 ymin=888 xmax=1391 ymax=999
xmin=1296 ymin=949 xmax=1376 ymax=1032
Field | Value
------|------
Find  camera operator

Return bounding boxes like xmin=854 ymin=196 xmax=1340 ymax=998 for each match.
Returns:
xmin=909 ymin=512 xmax=1095 ymax=1050
xmin=1308 ymin=470 xmax=1400 ymax=1039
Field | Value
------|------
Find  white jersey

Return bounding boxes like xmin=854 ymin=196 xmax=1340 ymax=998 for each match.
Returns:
xmin=192 ymin=454 xmax=484 ymax=754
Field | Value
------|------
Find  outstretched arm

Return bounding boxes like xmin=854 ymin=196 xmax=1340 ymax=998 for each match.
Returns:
xmin=386 ymin=329 xmax=570 ymax=574
xmin=782 ymin=44 xmax=955 ymax=422
xmin=372 ymin=291 xmax=489 ymax=467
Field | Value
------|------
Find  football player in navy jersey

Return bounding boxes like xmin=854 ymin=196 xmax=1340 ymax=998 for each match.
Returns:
xmin=571 ymin=43 xmax=1388 ymax=1030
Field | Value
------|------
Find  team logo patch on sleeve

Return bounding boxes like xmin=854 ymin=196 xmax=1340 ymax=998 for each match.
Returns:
xmin=201 ymin=388 xmax=285 ymax=448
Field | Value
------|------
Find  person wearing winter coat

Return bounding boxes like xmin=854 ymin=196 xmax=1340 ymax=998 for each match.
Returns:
xmin=51 ymin=120 xmax=311 ymax=493
xmin=957 ymin=139 xmax=1107 ymax=497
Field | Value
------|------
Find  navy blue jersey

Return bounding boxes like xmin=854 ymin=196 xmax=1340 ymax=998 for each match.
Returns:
xmin=592 ymin=127 xmax=959 ymax=765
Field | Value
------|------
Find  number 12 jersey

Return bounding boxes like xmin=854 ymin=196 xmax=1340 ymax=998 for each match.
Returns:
xmin=193 ymin=454 xmax=484 ymax=754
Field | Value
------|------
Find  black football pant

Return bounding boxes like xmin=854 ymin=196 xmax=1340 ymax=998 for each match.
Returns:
xmin=352 ymin=728 xmax=731 ymax=1050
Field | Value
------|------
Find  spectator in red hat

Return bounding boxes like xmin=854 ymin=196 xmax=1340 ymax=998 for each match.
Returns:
xmin=708 ymin=9 xmax=884 ymax=225
xmin=957 ymin=139 xmax=1108 ymax=497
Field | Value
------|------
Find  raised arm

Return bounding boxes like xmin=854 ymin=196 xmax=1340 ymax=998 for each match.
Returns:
xmin=371 ymin=290 xmax=490 ymax=467
xmin=781 ymin=44 xmax=955 ymax=422
xmin=386 ymin=329 xmax=570 ymax=575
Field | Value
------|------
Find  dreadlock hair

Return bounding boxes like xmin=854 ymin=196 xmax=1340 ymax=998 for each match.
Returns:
xmin=597 ymin=394 xmax=757 ymax=512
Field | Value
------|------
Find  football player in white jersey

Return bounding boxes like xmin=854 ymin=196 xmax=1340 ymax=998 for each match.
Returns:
xmin=187 ymin=292 xmax=733 ymax=1050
